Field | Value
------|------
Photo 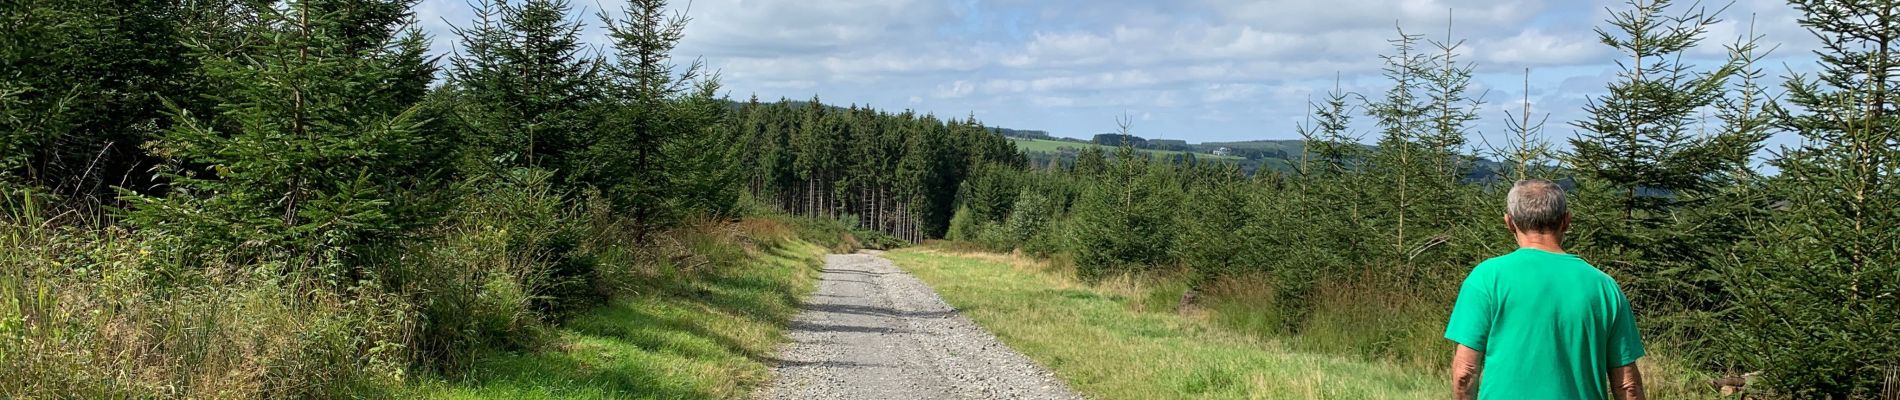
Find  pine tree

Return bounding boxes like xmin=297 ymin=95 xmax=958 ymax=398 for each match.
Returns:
xmin=1072 ymin=146 xmax=1108 ymax=177
xmin=0 ymin=0 xmax=205 ymax=200
xmin=1176 ymin=161 xmax=1250 ymax=287
xmin=1365 ymin=26 xmax=1432 ymax=267
xmin=1489 ymin=68 xmax=1554 ymax=181
xmin=593 ymin=0 xmax=717 ymax=237
xmin=1298 ymin=74 xmax=1361 ymax=177
xmin=1566 ymin=0 xmax=1750 ymax=313
xmin=1723 ymin=1 xmax=1900 ymax=395
xmin=1067 ymin=119 xmax=1181 ymax=280
xmin=1423 ymin=15 xmax=1482 ymax=182
xmin=127 ymin=0 xmax=440 ymax=276
xmin=447 ymin=0 xmax=601 ymax=177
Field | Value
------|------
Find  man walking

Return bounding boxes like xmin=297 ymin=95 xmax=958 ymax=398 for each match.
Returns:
xmin=1445 ymin=179 xmax=1647 ymax=400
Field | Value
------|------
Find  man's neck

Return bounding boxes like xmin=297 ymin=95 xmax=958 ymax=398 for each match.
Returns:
xmin=1515 ymin=233 xmax=1566 ymax=254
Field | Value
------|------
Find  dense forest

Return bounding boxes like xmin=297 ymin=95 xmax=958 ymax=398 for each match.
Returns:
xmin=725 ymin=98 xmax=1026 ymax=242
xmin=0 ymin=0 xmax=1007 ymax=397
xmin=941 ymin=1 xmax=1898 ymax=397
xmin=2 ymin=0 xmax=1898 ymax=398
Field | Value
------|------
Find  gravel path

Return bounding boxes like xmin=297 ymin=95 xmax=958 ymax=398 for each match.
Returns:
xmin=759 ymin=252 xmax=1083 ymax=400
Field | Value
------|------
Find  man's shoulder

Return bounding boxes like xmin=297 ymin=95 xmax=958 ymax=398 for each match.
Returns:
xmin=1473 ymin=250 xmax=1532 ymax=271
xmin=1473 ymin=250 xmax=1612 ymax=280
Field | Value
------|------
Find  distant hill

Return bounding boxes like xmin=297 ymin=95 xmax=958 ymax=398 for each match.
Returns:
xmin=991 ymin=127 xmax=1054 ymax=140
xmin=1003 ymin=132 xmax=1507 ymax=180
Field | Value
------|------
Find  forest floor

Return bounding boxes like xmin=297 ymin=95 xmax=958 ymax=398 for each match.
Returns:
xmin=758 ymin=252 xmax=1080 ymax=399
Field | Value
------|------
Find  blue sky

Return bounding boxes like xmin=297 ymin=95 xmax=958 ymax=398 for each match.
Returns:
xmin=413 ymin=0 xmax=1821 ymax=152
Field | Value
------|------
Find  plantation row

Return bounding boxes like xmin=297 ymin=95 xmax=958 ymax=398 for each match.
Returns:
xmin=941 ymin=1 xmax=1896 ymax=397
xmin=725 ymin=99 xmax=1027 ymax=243
xmin=0 ymin=0 xmax=1001 ymax=397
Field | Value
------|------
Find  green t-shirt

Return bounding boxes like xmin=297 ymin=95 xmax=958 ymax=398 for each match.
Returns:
xmin=1444 ymin=248 xmax=1645 ymax=400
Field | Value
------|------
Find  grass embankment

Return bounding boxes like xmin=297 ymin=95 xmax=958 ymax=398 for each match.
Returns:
xmin=410 ymin=232 xmax=828 ymax=399
xmin=888 ymin=247 xmax=1719 ymax=399
xmin=2 ymin=190 xmax=852 ymax=399
xmin=887 ymin=248 xmax=1438 ymax=399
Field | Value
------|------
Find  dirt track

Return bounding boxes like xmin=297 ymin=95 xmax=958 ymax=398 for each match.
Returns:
xmin=758 ymin=252 xmax=1082 ymax=400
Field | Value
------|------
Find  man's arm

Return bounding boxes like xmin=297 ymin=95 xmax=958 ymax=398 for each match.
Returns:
xmin=1452 ymin=344 xmax=1483 ymax=400
xmin=1608 ymin=363 xmax=1645 ymax=400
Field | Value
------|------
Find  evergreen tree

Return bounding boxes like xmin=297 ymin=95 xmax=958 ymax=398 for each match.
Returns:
xmin=1176 ymin=161 xmax=1250 ymax=287
xmin=1299 ymin=75 xmax=1362 ymax=177
xmin=1072 ymin=146 xmax=1108 ymax=177
xmin=0 ymin=0 xmax=206 ymax=200
xmin=447 ymin=0 xmax=601 ymax=177
xmin=1364 ymin=27 xmax=1433 ymax=267
xmin=592 ymin=0 xmax=720 ymax=236
xmin=1723 ymin=1 xmax=1900 ymax=395
xmin=1566 ymin=0 xmax=1752 ymax=313
xmin=1491 ymin=68 xmax=1555 ymax=181
xmin=126 ymin=0 xmax=441 ymax=275
xmin=1067 ymin=117 xmax=1181 ymax=280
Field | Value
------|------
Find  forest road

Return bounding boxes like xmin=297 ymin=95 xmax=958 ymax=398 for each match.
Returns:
xmin=758 ymin=252 xmax=1083 ymax=400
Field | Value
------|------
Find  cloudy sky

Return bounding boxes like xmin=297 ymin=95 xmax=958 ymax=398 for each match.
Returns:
xmin=413 ymin=0 xmax=1821 ymax=150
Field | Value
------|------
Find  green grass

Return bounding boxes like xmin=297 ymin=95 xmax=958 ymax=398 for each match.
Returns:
xmin=408 ymin=240 xmax=827 ymax=399
xmin=1009 ymin=138 xmax=1239 ymax=160
xmin=884 ymin=248 xmax=1442 ymax=399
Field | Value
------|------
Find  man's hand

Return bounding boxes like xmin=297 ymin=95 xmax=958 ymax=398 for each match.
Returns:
xmin=1609 ymin=363 xmax=1646 ymax=400
xmin=1452 ymin=345 xmax=1483 ymax=400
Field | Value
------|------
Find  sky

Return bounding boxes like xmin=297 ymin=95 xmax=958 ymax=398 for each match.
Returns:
xmin=412 ymin=0 xmax=1823 ymax=152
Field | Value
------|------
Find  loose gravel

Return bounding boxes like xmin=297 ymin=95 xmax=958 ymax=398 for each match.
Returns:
xmin=758 ymin=252 xmax=1083 ymax=400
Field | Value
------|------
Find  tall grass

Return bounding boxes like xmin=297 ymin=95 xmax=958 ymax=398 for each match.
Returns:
xmin=411 ymin=207 xmax=832 ymax=399
xmin=2 ymin=190 xmax=411 ymax=398
xmin=917 ymin=245 xmax=1724 ymax=398
xmin=0 ymin=170 xmax=873 ymax=399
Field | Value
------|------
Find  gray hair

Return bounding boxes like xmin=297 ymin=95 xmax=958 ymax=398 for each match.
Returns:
xmin=1507 ymin=179 xmax=1568 ymax=232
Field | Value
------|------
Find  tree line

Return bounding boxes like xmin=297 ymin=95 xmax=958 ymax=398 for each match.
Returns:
xmin=726 ymin=98 xmax=1026 ymax=242
xmin=943 ymin=0 xmax=1897 ymax=397
xmin=0 ymin=0 xmax=1009 ymax=396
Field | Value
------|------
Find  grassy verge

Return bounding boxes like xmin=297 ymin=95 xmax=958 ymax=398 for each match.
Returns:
xmin=888 ymin=247 xmax=1721 ymax=399
xmin=407 ymin=224 xmax=829 ymax=399
xmin=886 ymin=248 xmax=1440 ymax=399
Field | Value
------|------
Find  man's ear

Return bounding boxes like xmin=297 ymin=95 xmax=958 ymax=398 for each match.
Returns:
xmin=1561 ymin=212 xmax=1572 ymax=232
xmin=1504 ymin=214 xmax=1517 ymax=233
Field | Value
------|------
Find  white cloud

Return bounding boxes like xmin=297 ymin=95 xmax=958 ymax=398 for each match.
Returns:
xmin=1478 ymin=28 xmax=1608 ymax=66
xmin=412 ymin=0 xmax=1826 ymax=143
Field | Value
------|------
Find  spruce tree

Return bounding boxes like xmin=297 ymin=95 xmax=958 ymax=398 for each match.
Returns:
xmin=127 ymin=0 xmax=440 ymax=275
xmin=593 ymin=0 xmax=718 ymax=236
xmin=1072 ymin=146 xmax=1108 ymax=177
xmin=447 ymin=0 xmax=600 ymax=177
xmin=1723 ymin=1 xmax=1900 ymax=395
xmin=1176 ymin=161 xmax=1250 ymax=287
xmin=1490 ymin=69 xmax=1555 ymax=181
xmin=1298 ymin=74 xmax=1361 ymax=177
xmin=0 ymin=0 xmax=204 ymax=199
xmin=1067 ymin=118 xmax=1181 ymax=280
xmin=1364 ymin=27 xmax=1433 ymax=268
xmin=1566 ymin=0 xmax=1750 ymax=313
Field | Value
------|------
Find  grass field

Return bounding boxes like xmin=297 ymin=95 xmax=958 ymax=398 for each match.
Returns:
xmin=409 ymin=240 xmax=827 ymax=399
xmin=885 ymin=248 xmax=1441 ymax=399
xmin=1008 ymin=137 xmax=1239 ymax=160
